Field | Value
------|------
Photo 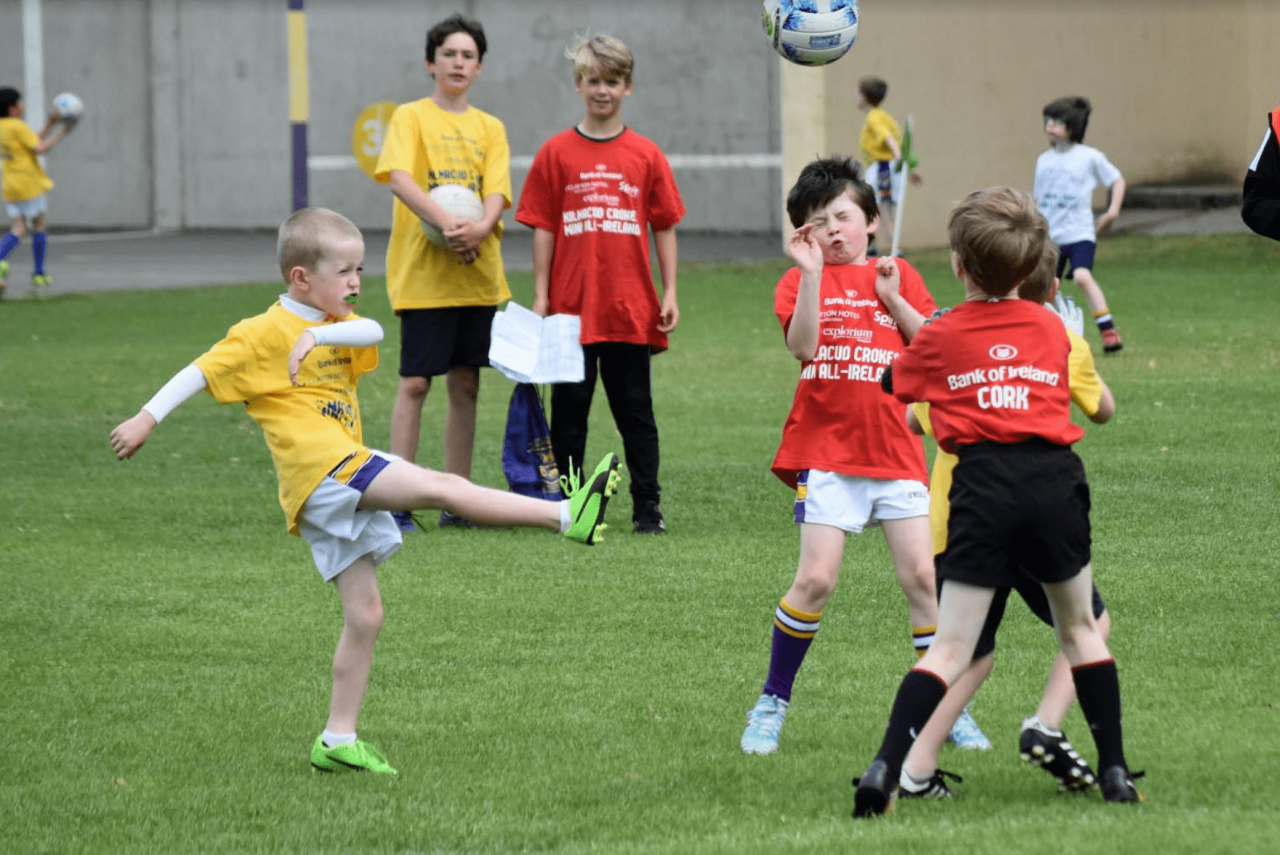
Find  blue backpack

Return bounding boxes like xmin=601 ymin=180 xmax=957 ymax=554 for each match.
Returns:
xmin=502 ymin=383 xmax=563 ymax=500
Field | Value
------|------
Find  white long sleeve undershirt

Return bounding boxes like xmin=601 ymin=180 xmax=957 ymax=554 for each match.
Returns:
xmin=140 ymin=295 xmax=384 ymax=422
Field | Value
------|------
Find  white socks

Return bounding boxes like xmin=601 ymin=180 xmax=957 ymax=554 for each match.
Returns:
xmin=559 ymin=500 xmax=571 ymax=533
xmin=322 ymin=729 xmax=356 ymax=747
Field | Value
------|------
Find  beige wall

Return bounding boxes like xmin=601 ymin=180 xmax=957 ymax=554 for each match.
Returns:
xmin=781 ymin=0 xmax=1280 ymax=249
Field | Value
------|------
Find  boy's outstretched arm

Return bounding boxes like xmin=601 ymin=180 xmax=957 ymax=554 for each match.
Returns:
xmin=34 ymin=117 xmax=73 ymax=154
xmin=653 ymin=227 xmax=679 ymax=333
xmin=109 ymin=364 xmax=208 ymax=460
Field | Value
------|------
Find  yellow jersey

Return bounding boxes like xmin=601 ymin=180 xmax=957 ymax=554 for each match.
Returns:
xmin=860 ymin=106 xmax=901 ymax=165
xmin=375 ymin=98 xmax=512 ymax=311
xmin=193 ymin=303 xmax=379 ymax=535
xmin=0 ymin=117 xmax=53 ymax=202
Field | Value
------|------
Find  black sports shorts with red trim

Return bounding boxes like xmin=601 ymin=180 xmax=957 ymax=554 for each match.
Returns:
xmin=939 ymin=438 xmax=1091 ymax=589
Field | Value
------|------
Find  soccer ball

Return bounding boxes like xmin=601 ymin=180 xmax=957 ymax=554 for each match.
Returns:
xmin=761 ymin=0 xmax=860 ymax=67
xmin=51 ymin=92 xmax=84 ymax=121
xmin=419 ymin=184 xmax=484 ymax=247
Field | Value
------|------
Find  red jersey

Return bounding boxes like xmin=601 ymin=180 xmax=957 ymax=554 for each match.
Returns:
xmin=516 ymin=127 xmax=685 ymax=351
xmin=890 ymin=299 xmax=1083 ymax=454
xmin=771 ymin=259 xmax=936 ymax=488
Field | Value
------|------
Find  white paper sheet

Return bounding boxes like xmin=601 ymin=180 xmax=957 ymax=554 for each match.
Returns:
xmin=488 ymin=302 xmax=585 ymax=384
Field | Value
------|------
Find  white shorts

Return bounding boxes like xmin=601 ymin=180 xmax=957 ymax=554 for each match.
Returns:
xmin=792 ymin=469 xmax=928 ymax=534
xmin=5 ymin=195 xmax=47 ymax=220
xmin=867 ymin=160 xmax=904 ymax=207
xmin=299 ymin=450 xmax=403 ymax=581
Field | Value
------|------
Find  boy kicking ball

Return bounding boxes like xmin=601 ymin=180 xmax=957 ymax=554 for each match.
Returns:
xmin=109 ymin=207 xmax=621 ymax=774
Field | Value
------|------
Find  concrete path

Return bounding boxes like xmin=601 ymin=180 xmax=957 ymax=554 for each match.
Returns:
xmin=0 ymin=202 xmax=1253 ymax=299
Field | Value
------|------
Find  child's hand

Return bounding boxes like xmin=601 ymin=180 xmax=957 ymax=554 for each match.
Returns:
xmin=288 ymin=330 xmax=318 ymax=385
xmin=1048 ymin=294 xmax=1085 ymax=337
xmin=531 ymin=295 xmax=550 ymax=317
xmin=786 ymin=224 xmax=823 ymax=273
xmin=657 ymin=292 xmax=679 ymax=333
xmin=874 ymin=256 xmax=901 ymax=302
xmin=445 ymin=219 xmax=486 ymax=256
xmin=109 ymin=412 xmax=158 ymax=460
xmin=1096 ymin=211 xmax=1118 ymax=235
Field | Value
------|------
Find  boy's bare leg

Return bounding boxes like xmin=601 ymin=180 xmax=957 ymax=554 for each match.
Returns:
xmin=877 ymin=203 xmax=895 ymax=255
xmin=881 ymin=516 xmax=937 ymax=630
xmin=326 ymin=556 xmax=383 ymax=734
xmin=1069 ymin=268 xmax=1108 ymax=317
xmin=443 ymin=365 xmax=479 ymax=479
xmin=783 ymin=523 xmax=846 ymax=612
xmin=1036 ymin=608 xmax=1111 ymax=728
xmin=916 ymin=582 xmax=996 ymax=686
xmin=360 ymin=460 xmax=561 ymax=530
xmin=1043 ymin=567 xmax=1110 ymax=665
xmin=389 ymin=376 xmax=431 ymax=464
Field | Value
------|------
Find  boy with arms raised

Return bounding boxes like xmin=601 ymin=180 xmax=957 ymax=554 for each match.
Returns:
xmin=0 ymin=86 xmax=76 ymax=296
xmin=896 ymin=240 xmax=1117 ymax=799
xmin=516 ymin=34 xmax=684 ymax=534
xmin=109 ymin=208 xmax=620 ymax=775
xmin=851 ymin=188 xmax=1138 ymax=818
xmin=738 ymin=156 xmax=986 ymax=755
xmin=376 ymin=14 xmax=512 ymax=530
xmin=1035 ymin=96 xmax=1126 ymax=352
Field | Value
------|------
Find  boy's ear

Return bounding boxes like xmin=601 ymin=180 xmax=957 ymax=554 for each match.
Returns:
xmin=867 ymin=213 xmax=879 ymax=235
xmin=286 ymin=265 xmax=310 ymax=291
xmin=1048 ymin=277 xmax=1061 ymax=302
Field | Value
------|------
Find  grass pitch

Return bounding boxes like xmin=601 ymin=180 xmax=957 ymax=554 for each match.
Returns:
xmin=1 ymin=233 xmax=1278 ymax=854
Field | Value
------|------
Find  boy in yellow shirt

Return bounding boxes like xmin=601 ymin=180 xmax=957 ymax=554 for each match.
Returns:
xmin=109 ymin=207 xmax=621 ymax=775
xmin=375 ymin=14 xmax=512 ymax=530
xmin=0 ymin=86 xmax=76 ymax=296
xmin=857 ymin=76 xmax=919 ymax=258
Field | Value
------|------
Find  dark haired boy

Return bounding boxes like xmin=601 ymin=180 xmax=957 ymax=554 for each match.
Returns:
xmin=738 ymin=155 xmax=986 ymax=756
xmin=1035 ymin=96 xmax=1127 ymax=353
xmin=374 ymin=13 xmax=512 ymax=530
xmin=851 ymin=187 xmax=1139 ymax=817
xmin=0 ymin=86 xmax=76 ymax=296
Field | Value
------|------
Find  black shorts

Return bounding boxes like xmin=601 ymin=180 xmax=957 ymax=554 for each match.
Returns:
xmin=969 ymin=577 xmax=1106 ymax=660
xmin=938 ymin=439 xmax=1091 ymax=589
xmin=397 ymin=306 xmax=496 ymax=379
xmin=1055 ymin=241 xmax=1097 ymax=280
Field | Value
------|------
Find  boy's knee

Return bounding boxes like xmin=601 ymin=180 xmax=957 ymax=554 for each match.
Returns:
xmin=446 ymin=368 xmax=480 ymax=400
xmin=349 ymin=598 xmax=385 ymax=636
xmin=792 ymin=569 xmax=837 ymax=605
xmin=398 ymin=375 xmax=430 ymax=401
xmin=899 ymin=560 xmax=936 ymax=599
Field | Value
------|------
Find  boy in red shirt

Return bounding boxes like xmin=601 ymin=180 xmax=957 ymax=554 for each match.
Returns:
xmin=852 ymin=187 xmax=1139 ymax=817
xmin=516 ymin=33 xmax=684 ymax=534
xmin=738 ymin=156 xmax=986 ymax=755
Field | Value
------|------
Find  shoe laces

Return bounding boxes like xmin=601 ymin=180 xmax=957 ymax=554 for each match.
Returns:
xmin=559 ymin=459 xmax=582 ymax=498
xmin=747 ymin=698 xmax=786 ymax=734
xmin=901 ymin=767 xmax=963 ymax=797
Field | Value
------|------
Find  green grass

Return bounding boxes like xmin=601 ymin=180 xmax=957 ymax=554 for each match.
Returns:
xmin=2 ymin=233 xmax=1278 ymax=854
